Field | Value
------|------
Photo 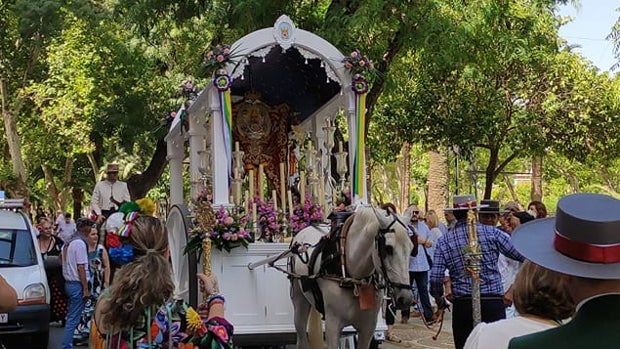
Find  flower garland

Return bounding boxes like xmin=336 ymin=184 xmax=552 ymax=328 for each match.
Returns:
xmin=178 ymin=80 xmax=199 ymax=100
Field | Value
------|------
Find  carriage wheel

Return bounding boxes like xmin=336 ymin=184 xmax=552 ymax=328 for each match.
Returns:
xmin=166 ymin=204 xmax=198 ymax=308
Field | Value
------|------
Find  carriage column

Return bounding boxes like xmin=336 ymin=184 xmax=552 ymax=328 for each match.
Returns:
xmin=207 ymin=88 xmax=231 ymax=206
xmin=166 ymin=132 xmax=185 ymax=206
xmin=188 ymin=109 xmax=209 ymax=200
xmin=346 ymin=90 xmax=368 ymax=205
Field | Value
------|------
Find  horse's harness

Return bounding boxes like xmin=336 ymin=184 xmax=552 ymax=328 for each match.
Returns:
xmin=372 ymin=211 xmax=413 ymax=296
xmin=269 ymin=209 xmax=411 ymax=313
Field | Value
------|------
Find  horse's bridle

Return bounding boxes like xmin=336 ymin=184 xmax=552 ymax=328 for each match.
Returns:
xmin=374 ymin=211 xmax=412 ymax=297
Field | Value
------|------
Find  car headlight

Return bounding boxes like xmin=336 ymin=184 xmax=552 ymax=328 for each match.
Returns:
xmin=18 ymin=283 xmax=46 ymax=305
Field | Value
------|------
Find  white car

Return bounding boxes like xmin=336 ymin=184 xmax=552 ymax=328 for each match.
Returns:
xmin=0 ymin=199 xmax=50 ymax=349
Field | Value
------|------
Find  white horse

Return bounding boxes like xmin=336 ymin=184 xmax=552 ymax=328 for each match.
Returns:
xmin=289 ymin=206 xmax=414 ymax=349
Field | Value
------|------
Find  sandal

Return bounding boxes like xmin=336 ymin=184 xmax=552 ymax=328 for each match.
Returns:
xmin=386 ymin=332 xmax=403 ymax=343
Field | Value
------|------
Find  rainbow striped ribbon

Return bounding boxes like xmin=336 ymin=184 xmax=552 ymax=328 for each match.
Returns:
xmin=353 ymin=92 xmax=366 ymax=202
xmin=117 ymin=211 xmax=140 ymax=237
xmin=216 ymin=76 xmax=233 ymax=179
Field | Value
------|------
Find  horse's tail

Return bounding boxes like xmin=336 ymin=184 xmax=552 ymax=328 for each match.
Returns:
xmin=307 ymin=308 xmax=323 ymax=349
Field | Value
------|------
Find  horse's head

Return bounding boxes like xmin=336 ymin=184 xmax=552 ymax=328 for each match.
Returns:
xmin=366 ymin=207 xmax=414 ymax=310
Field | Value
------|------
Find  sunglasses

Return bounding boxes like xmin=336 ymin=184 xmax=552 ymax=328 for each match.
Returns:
xmin=412 ymin=211 xmax=420 ymax=214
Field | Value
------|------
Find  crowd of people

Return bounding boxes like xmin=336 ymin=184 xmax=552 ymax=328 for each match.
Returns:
xmin=24 ymin=164 xmax=234 ymax=349
xmin=7 ymin=160 xmax=620 ymax=349
xmin=384 ymin=193 xmax=620 ymax=349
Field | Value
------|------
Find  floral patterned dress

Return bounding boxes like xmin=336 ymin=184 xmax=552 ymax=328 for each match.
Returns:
xmin=93 ymin=299 xmax=233 ymax=349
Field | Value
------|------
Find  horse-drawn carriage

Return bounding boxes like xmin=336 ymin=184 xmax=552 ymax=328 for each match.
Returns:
xmin=164 ymin=15 xmax=413 ymax=348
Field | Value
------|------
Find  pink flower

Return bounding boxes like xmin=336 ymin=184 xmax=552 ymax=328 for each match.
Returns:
xmin=345 ymin=62 xmax=353 ymax=69
xmin=210 ymin=325 xmax=229 ymax=342
xmin=222 ymin=232 xmax=231 ymax=240
xmin=231 ymin=233 xmax=238 ymax=241
xmin=359 ymin=60 xmax=366 ymax=67
xmin=223 ymin=48 xmax=231 ymax=55
xmin=207 ymin=51 xmax=213 ymax=59
xmin=224 ymin=216 xmax=234 ymax=225
xmin=216 ymin=55 xmax=224 ymax=62
xmin=350 ymin=51 xmax=358 ymax=58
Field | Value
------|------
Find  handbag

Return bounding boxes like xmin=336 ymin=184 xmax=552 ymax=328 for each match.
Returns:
xmin=423 ymin=246 xmax=433 ymax=268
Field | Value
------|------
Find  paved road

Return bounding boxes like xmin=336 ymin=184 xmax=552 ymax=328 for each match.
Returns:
xmin=4 ymin=311 xmax=454 ymax=349
xmin=380 ymin=310 xmax=454 ymax=349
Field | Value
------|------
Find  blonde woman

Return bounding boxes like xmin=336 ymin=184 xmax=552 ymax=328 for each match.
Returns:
xmin=92 ymin=203 xmax=232 ymax=349
xmin=464 ymin=261 xmax=574 ymax=349
xmin=424 ymin=210 xmax=443 ymax=258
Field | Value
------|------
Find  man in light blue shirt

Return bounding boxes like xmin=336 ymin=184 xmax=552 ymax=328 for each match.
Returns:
xmin=402 ymin=204 xmax=436 ymax=324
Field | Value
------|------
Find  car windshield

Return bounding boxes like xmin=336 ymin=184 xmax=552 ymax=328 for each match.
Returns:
xmin=0 ymin=229 xmax=37 ymax=267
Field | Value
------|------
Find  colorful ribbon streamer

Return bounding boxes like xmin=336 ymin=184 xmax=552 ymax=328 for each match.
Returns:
xmin=214 ymin=74 xmax=233 ymax=178
xmin=352 ymin=77 xmax=367 ymax=202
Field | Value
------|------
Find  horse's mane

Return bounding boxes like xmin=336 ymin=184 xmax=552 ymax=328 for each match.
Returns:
xmin=353 ymin=206 xmax=409 ymax=241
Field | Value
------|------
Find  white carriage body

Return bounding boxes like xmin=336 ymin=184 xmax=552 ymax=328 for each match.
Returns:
xmin=165 ymin=15 xmax=383 ymax=345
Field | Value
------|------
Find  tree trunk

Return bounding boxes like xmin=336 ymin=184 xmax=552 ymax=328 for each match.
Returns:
xmin=0 ymin=80 xmax=29 ymax=197
xmin=600 ymin=165 xmax=618 ymax=193
xmin=126 ymin=137 xmax=168 ymax=199
xmin=400 ymin=142 xmax=411 ymax=213
xmin=72 ymin=187 xmax=84 ymax=218
xmin=483 ymin=148 xmax=499 ymax=199
xmin=503 ymin=174 xmax=519 ymax=202
xmin=531 ymin=156 xmax=543 ymax=201
xmin=42 ymin=158 xmax=74 ymax=212
xmin=427 ymin=150 xmax=449 ymax=216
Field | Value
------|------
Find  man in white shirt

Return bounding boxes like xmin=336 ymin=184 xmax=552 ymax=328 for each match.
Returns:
xmin=91 ymin=163 xmax=131 ymax=224
xmin=61 ymin=218 xmax=92 ymax=349
xmin=56 ymin=213 xmax=76 ymax=242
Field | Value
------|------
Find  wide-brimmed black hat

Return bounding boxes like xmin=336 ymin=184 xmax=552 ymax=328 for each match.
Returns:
xmin=512 ymin=193 xmax=620 ymax=279
xmin=444 ymin=194 xmax=489 ymax=211
xmin=478 ymin=200 xmax=507 ymax=214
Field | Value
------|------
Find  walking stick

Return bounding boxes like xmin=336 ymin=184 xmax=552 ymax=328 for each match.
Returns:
xmin=464 ymin=202 xmax=482 ymax=326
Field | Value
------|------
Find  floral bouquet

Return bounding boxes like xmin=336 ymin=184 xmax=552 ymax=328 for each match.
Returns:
xmin=208 ymin=206 xmax=252 ymax=252
xmin=341 ymin=49 xmax=374 ymax=76
xmin=253 ymin=197 xmax=286 ymax=242
xmin=201 ymin=44 xmax=240 ymax=77
xmin=289 ymin=195 xmax=324 ymax=235
xmin=185 ymin=191 xmax=251 ymax=255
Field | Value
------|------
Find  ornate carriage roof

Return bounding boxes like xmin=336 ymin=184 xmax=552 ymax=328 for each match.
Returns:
xmin=167 ymin=15 xmax=352 ymax=137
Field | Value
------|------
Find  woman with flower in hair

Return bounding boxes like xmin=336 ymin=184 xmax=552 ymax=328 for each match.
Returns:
xmin=91 ymin=199 xmax=233 ymax=349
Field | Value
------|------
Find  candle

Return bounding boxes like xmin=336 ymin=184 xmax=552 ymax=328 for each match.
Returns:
xmin=299 ymin=171 xmax=306 ymax=208
xmin=272 ymin=190 xmax=278 ymax=211
xmin=235 ymin=141 xmax=240 ymax=152
xmin=338 ymin=141 xmax=343 ymax=153
xmin=280 ymin=163 xmax=286 ymax=213
xmin=248 ymin=170 xmax=255 ymax=200
xmin=244 ymin=190 xmax=250 ymax=209
xmin=288 ymin=190 xmax=294 ymax=218
xmin=319 ymin=175 xmax=326 ymax=219
xmin=252 ymin=202 xmax=258 ymax=233
xmin=235 ymin=181 xmax=242 ymax=206
xmin=258 ymin=164 xmax=264 ymax=200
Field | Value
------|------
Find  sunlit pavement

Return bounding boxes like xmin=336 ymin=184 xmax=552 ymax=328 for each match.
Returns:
xmin=380 ymin=311 xmax=454 ymax=349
